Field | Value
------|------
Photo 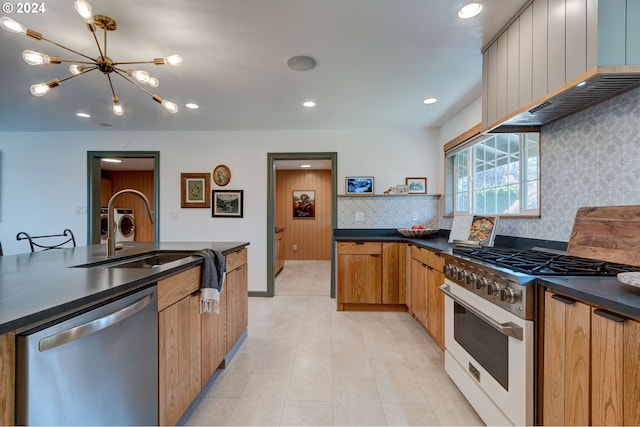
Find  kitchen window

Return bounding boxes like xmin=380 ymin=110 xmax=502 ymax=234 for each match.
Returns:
xmin=445 ymin=132 xmax=539 ymax=216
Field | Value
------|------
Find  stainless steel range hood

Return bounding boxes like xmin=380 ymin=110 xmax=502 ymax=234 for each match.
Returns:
xmin=491 ymin=65 xmax=640 ymax=132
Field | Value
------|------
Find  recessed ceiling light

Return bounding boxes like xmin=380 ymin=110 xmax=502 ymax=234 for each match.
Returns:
xmin=76 ymin=112 xmax=91 ymax=118
xmin=185 ymin=103 xmax=199 ymax=109
xmin=423 ymin=98 xmax=438 ymax=105
xmin=458 ymin=3 xmax=483 ymax=19
xmin=303 ymin=101 xmax=316 ymax=108
xmin=101 ymin=158 xmax=122 ymax=163
xmin=300 ymin=164 xmax=312 ymax=168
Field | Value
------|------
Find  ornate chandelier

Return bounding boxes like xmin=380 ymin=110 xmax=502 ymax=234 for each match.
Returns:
xmin=0 ymin=0 xmax=182 ymax=116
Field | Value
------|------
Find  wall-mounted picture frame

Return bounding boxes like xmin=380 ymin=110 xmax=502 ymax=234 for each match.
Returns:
xmin=181 ymin=173 xmax=211 ymax=208
xmin=406 ymin=177 xmax=427 ymax=194
xmin=346 ymin=176 xmax=374 ymax=194
xmin=213 ymin=164 xmax=231 ymax=187
xmin=293 ymin=190 xmax=315 ymax=219
xmin=212 ymin=190 xmax=244 ymax=217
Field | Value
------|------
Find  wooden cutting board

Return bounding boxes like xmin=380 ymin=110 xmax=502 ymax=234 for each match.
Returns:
xmin=567 ymin=206 xmax=640 ymax=267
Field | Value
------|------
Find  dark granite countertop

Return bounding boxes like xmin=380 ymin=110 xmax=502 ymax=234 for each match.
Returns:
xmin=0 ymin=241 xmax=249 ymax=335
xmin=334 ymin=228 xmax=640 ymax=321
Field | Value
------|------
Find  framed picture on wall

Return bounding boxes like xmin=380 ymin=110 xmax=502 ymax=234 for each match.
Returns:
xmin=346 ymin=176 xmax=374 ymax=194
xmin=292 ymin=190 xmax=315 ymax=219
xmin=212 ymin=190 xmax=244 ymax=217
xmin=406 ymin=177 xmax=427 ymax=194
xmin=181 ymin=173 xmax=211 ymax=208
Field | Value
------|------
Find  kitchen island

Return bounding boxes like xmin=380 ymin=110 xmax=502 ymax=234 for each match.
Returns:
xmin=0 ymin=241 xmax=249 ymax=426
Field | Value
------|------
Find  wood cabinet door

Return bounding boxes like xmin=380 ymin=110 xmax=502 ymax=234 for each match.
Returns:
xmin=623 ymin=318 xmax=640 ymax=425
xmin=591 ymin=308 xmax=624 ymax=426
xmin=543 ymin=292 xmax=590 ymax=426
xmin=159 ymin=294 xmax=201 ymax=426
xmin=338 ymin=254 xmax=381 ymax=304
xmin=382 ymin=242 xmax=405 ymax=304
xmin=0 ymin=332 xmax=14 ymax=426
xmin=226 ymin=263 xmax=248 ymax=351
xmin=410 ymin=259 xmax=427 ymax=328
xmin=426 ymin=267 xmax=444 ymax=349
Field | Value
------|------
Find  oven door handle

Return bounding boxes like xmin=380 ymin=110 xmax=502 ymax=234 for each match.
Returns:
xmin=439 ymin=284 xmax=524 ymax=341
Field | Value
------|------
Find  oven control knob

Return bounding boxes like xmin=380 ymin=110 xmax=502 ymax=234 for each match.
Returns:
xmin=444 ymin=264 xmax=454 ymax=276
xmin=486 ymin=282 xmax=503 ymax=296
xmin=500 ymin=287 xmax=521 ymax=304
xmin=465 ymin=272 xmax=477 ymax=286
xmin=476 ymin=277 xmax=489 ymax=290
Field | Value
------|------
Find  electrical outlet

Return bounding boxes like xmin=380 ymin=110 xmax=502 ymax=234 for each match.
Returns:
xmin=293 ymin=244 xmax=298 ymax=251
xmin=76 ymin=206 xmax=86 ymax=215
xmin=412 ymin=211 xmax=419 ymax=221
xmin=355 ymin=212 xmax=365 ymax=222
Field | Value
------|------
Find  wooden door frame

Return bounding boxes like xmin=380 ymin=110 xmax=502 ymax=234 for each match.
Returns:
xmin=86 ymin=151 xmax=160 ymax=245
xmin=264 ymin=152 xmax=337 ymax=298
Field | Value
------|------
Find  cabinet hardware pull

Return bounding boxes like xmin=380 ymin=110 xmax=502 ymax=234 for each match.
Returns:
xmin=551 ymin=294 xmax=576 ymax=305
xmin=354 ymin=241 xmax=365 ymax=245
xmin=191 ymin=290 xmax=201 ymax=297
xmin=593 ymin=309 xmax=626 ymax=323
xmin=371 ymin=254 xmax=380 ymax=257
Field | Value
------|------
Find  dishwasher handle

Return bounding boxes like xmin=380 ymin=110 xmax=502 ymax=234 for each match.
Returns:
xmin=38 ymin=293 xmax=154 ymax=352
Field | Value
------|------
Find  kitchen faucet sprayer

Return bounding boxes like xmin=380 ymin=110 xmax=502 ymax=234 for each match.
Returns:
xmin=106 ymin=189 xmax=154 ymax=257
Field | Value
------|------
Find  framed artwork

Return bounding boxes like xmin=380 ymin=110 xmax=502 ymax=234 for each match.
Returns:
xmin=212 ymin=190 xmax=244 ymax=217
xmin=213 ymin=164 xmax=231 ymax=186
xmin=406 ymin=177 xmax=427 ymax=194
xmin=292 ymin=190 xmax=315 ymax=219
xmin=181 ymin=173 xmax=211 ymax=208
xmin=346 ymin=176 xmax=374 ymax=194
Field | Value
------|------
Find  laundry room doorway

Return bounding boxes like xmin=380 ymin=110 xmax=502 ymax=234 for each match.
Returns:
xmin=266 ymin=152 xmax=337 ymax=298
xmin=86 ymin=151 xmax=160 ymax=245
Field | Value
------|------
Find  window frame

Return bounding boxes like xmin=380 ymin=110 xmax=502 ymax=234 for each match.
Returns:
xmin=445 ymin=132 xmax=540 ymax=218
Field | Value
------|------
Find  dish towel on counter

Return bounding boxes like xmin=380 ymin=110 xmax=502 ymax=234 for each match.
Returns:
xmin=193 ymin=249 xmax=226 ymax=314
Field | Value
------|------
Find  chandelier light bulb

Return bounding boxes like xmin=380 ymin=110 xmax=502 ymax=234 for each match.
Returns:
xmin=112 ymin=97 xmax=124 ymax=116
xmin=147 ymin=77 xmax=159 ymax=88
xmin=74 ymin=0 xmax=93 ymax=21
xmin=69 ymin=64 xmax=85 ymax=75
xmin=130 ymin=70 xmax=150 ymax=84
xmin=22 ymin=50 xmax=48 ymax=65
xmin=165 ymin=55 xmax=183 ymax=66
xmin=0 ymin=16 xmax=27 ymax=35
xmin=161 ymin=99 xmax=178 ymax=113
xmin=30 ymin=83 xmax=51 ymax=96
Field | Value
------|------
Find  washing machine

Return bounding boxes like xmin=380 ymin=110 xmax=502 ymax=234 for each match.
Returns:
xmin=100 ymin=208 xmax=109 ymax=244
xmin=115 ymin=208 xmax=136 ymax=242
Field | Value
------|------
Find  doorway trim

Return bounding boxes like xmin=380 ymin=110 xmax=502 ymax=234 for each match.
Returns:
xmin=265 ymin=152 xmax=338 ymax=298
xmin=86 ymin=151 xmax=160 ymax=245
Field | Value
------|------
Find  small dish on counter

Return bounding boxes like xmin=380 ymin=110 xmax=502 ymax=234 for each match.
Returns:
xmin=397 ymin=228 xmax=438 ymax=238
xmin=617 ymin=272 xmax=640 ymax=288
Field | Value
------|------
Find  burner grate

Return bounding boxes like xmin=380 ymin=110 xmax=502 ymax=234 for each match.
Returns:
xmin=452 ymin=247 xmax=640 ymax=276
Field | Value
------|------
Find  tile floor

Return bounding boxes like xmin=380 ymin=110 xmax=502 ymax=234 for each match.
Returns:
xmin=184 ymin=260 xmax=483 ymax=426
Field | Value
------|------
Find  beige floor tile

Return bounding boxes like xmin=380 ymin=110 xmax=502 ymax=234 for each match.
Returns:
xmin=382 ymin=403 xmax=441 ymax=426
xmin=418 ymin=374 xmax=484 ymax=426
xmin=280 ymin=400 xmax=334 ymax=426
xmin=333 ymin=398 xmax=387 ymax=426
xmin=183 ymin=397 xmax=238 ymax=426
xmin=225 ymin=395 xmax=286 ymax=426
xmin=203 ymin=369 xmax=250 ymax=399
xmin=332 ymin=346 xmax=373 ymax=377
xmin=241 ymin=373 xmax=291 ymax=399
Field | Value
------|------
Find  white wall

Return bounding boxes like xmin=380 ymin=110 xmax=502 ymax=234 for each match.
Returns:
xmin=0 ymin=127 xmax=440 ymax=292
xmin=439 ymin=97 xmax=481 ymax=146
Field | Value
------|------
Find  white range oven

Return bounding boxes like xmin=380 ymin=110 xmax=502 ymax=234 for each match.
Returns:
xmin=440 ymin=245 xmax=640 ymax=426
xmin=440 ymin=251 xmax=536 ymax=426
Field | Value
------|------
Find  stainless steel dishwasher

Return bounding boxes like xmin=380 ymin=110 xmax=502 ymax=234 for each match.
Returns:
xmin=16 ymin=286 xmax=158 ymax=425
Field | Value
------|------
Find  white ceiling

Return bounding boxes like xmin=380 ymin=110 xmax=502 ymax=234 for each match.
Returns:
xmin=0 ymin=0 xmax=528 ymax=132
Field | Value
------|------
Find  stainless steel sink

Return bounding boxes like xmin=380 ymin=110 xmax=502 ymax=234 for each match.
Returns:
xmin=73 ymin=251 xmax=195 ymax=268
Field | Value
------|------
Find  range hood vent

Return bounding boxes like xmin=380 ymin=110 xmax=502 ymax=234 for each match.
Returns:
xmin=493 ymin=66 xmax=640 ymax=131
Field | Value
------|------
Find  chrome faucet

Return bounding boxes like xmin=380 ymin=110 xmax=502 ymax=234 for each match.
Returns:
xmin=106 ymin=189 xmax=154 ymax=257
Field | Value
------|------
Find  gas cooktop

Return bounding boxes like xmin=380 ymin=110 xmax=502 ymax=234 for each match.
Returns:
xmin=452 ymin=246 xmax=640 ymax=276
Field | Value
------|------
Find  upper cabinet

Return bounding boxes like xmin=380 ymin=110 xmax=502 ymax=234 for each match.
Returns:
xmin=483 ymin=0 xmax=640 ymax=129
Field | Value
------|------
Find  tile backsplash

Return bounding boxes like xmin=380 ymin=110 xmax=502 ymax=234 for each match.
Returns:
xmin=440 ymin=86 xmax=640 ymax=242
xmin=337 ymin=195 xmax=440 ymax=229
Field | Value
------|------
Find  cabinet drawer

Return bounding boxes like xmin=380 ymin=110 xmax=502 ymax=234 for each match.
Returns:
xmin=428 ymin=251 xmax=444 ymax=272
xmin=158 ymin=266 xmax=202 ymax=311
xmin=226 ymin=248 xmax=247 ymax=271
xmin=410 ymin=246 xmax=430 ymax=265
xmin=338 ymin=241 xmax=382 ymax=255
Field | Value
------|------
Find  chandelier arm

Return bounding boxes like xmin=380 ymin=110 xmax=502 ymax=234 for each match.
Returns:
xmin=112 ymin=61 xmax=156 ymax=66
xmin=89 ymin=25 xmax=105 ymax=59
xmin=56 ymin=66 xmax=98 ymax=84
xmin=40 ymin=36 xmax=96 ymax=62
xmin=112 ymin=68 xmax=154 ymax=97
xmin=106 ymin=73 xmax=118 ymax=99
